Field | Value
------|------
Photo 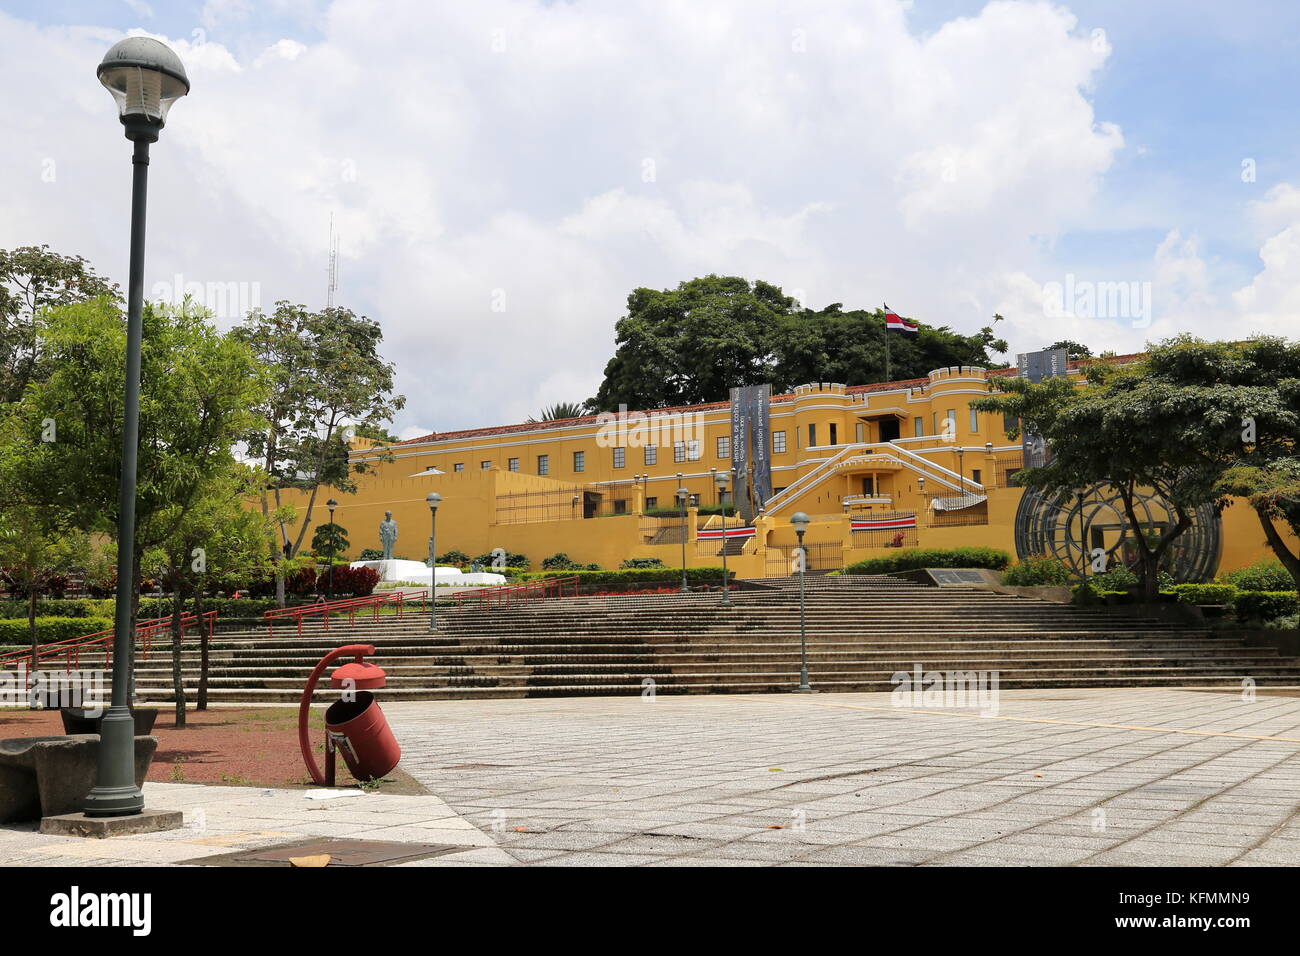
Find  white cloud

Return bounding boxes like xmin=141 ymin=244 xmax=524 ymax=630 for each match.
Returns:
xmin=0 ymin=1 xmax=1138 ymax=432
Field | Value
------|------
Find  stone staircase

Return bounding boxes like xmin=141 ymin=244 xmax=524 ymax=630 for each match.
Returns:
xmin=103 ymin=574 xmax=1300 ymax=704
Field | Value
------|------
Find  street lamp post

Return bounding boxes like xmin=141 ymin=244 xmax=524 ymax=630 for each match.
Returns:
xmin=85 ymin=37 xmax=189 ymax=818
xmin=677 ymin=486 xmax=689 ymax=593
xmin=791 ymin=512 xmax=812 ymax=692
xmin=426 ymin=493 xmax=441 ymax=632
xmin=326 ymin=498 xmax=338 ymax=598
xmin=957 ymin=448 xmax=965 ymax=495
xmin=714 ymin=471 xmax=731 ymax=606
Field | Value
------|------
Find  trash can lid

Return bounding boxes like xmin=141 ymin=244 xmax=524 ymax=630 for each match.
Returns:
xmin=330 ymin=658 xmax=387 ymax=690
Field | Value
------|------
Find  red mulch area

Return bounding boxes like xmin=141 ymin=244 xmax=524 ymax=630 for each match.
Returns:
xmin=0 ymin=707 xmax=422 ymax=791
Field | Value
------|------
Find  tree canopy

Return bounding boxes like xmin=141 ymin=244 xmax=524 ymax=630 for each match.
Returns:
xmin=587 ymin=275 xmax=1007 ymax=411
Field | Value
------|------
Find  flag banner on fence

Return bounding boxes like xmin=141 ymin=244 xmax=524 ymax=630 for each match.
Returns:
xmin=851 ymin=515 xmax=917 ymax=532
xmin=883 ymin=304 xmax=919 ymax=334
xmin=697 ymin=526 xmax=758 ymax=540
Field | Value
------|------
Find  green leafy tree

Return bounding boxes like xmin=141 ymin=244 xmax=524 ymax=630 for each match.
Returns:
xmin=311 ymin=522 xmax=350 ymax=559
xmin=973 ymin=337 xmax=1296 ymax=600
xmin=1046 ymin=339 xmax=1093 ymax=361
xmin=5 ymin=297 xmax=270 ymax=657
xmin=588 ymin=276 xmax=1004 ymax=410
xmin=0 ymin=245 xmax=119 ymax=402
xmin=527 ymin=402 xmax=587 ymax=422
xmin=234 ymin=302 xmax=404 ymax=606
xmin=0 ymin=505 xmax=62 ymax=682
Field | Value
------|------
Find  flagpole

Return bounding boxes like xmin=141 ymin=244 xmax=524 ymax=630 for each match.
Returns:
xmin=883 ymin=304 xmax=891 ymax=382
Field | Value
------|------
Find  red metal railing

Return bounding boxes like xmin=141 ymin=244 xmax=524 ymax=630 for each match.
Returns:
xmin=449 ymin=576 xmax=580 ymax=610
xmin=262 ymin=590 xmax=427 ymax=638
xmin=0 ymin=611 xmax=218 ymax=688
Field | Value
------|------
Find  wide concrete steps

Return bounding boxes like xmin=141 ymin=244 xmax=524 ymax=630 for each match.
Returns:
xmin=55 ymin=577 xmax=1300 ymax=702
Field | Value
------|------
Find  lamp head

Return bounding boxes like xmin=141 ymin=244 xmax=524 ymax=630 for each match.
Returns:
xmin=426 ymin=492 xmax=441 ymax=513
xmin=790 ymin=512 xmax=810 ymax=533
xmin=97 ymin=36 xmax=190 ymax=142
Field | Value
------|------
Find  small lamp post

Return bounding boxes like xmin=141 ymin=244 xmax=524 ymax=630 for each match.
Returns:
xmin=956 ymin=448 xmax=965 ymax=495
xmin=426 ymin=493 xmax=441 ymax=632
xmin=326 ymin=498 xmax=338 ymax=598
xmin=714 ymin=470 xmax=732 ymax=606
xmin=677 ymin=486 xmax=690 ymax=592
xmin=791 ymin=511 xmax=812 ymax=692
xmin=85 ymin=36 xmax=189 ymax=819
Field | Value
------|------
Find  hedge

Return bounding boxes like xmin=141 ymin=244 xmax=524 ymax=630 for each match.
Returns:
xmin=1232 ymin=591 xmax=1299 ymax=622
xmin=844 ymin=547 xmax=1011 ymax=576
xmin=136 ymin=597 xmax=283 ymax=619
xmin=0 ymin=617 xmax=113 ymax=646
xmin=1171 ymin=583 xmax=1238 ymax=605
xmin=0 ymin=599 xmax=103 ymax=618
xmin=1002 ymin=556 xmax=1072 ymax=587
xmin=518 ymin=567 xmax=733 ymax=587
xmin=1221 ymin=561 xmax=1294 ymax=592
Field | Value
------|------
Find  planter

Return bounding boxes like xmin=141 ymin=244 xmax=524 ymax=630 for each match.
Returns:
xmin=60 ymin=706 xmax=158 ymax=736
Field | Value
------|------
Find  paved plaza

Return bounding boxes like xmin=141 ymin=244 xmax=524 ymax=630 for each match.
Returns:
xmin=4 ymin=687 xmax=1300 ymax=866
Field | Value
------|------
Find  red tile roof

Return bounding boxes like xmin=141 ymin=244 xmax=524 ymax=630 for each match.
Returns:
xmin=395 ymin=354 xmax=1140 ymax=448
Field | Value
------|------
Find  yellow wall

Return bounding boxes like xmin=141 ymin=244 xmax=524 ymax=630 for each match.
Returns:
xmin=274 ymin=365 xmax=1293 ymax=578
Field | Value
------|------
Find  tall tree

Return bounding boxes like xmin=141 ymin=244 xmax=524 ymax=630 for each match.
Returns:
xmin=234 ymin=302 xmax=404 ymax=606
xmin=973 ymin=338 xmax=1294 ymax=599
xmin=0 ymin=505 xmax=62 ymax=683
xmin=588 ymin=276 xmax=1004 ymax=411
xmin=5 ymin=297 xmax=269 ymax=647
xmin=0 ymin=245 xmax=119 ymax=402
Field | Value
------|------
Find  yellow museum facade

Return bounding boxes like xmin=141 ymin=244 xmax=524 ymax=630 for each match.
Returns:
xmin=298 ymin=362 xmax=1284 ymax=580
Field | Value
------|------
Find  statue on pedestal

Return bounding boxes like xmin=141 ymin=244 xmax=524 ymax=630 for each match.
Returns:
xmin=379 ymin=511 xmax=398 ymax=561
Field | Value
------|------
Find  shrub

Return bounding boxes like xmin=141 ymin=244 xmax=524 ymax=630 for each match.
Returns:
xmin=328 ymin=565 xmax=380 ymax=597
xmin=0 ymin=599 xmax=99 ymax=618
xmin=520 ymin=567 xmax=732 ymax=588
xmin=472 ymin=551 xmax=530 ymax=570
xmin=1088 ymin=565 xmax=1139 ymax=591
xmin=843 ymin=547 xmax=1011 ymax=575
xmin=436 ymin=550 xmax=471 ymax=568
xmin=541 ymin=552 xmax=581 ymax=571
xmin=358 ymin=548 xmax=384 ymax=561
xmin=1266 ymin=613 xmax=1300 ymax=630
xmin=1171 ymin=583 xmax=1238 ymax=605
xmin=246 ymin=566 xmax=317 ymax=598
xmin=620 ymin=558 xmax=666 ymax=569
xmin=135 ymin=597 xmax=281 ymax=619
xmin=1232 ymin=590 xmax=1299 ymax=622
xmin=1003 ymin=556 xmax=1072 ymax=587
xmin=0 ymin=616 xmax=113 ymax=646
xmin=1221 ymin=561 xmax=1294 ymax=593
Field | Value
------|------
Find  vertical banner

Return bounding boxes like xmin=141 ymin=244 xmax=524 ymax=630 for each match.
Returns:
xmin=730 ymin=384 xmax=773 ymax=522
xmin=730 ymin=387 xmax=753 ymax=521
xmin=751 ymin=383 xmax=773 ymax=508
xmin=1015 ymin=348 xmax=1068 ymax=468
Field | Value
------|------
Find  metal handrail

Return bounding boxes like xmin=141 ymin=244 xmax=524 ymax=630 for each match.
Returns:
xmin=449 ymin=576 xmax=580 ymax=610
xmin=0 ymin=611 xmax=218 ymax=685
xmin=262 ymin=590 xmax=427 ymax=637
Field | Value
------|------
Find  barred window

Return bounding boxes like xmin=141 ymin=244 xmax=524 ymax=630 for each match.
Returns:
xmin=613 ymin=447 xmax=625 ymax=468
xmin=687 ymin=440 xmax=701 ymax=461
xmin=537 ymin=454 xmax=549 ymax=475
xmin=508 ymin=457 xmax=520 ymax=472
xmin=573 ymin=451 xmax=585 ymax=472
xmin=773 ymin=430 xmax=787 ymax=453
xmin=717 ymin=436 xmax=730 ymax=458
xmin=453 ymin=462 xmax=464 ymax=472
xmin=480 ymin=460 xmax=492 ymax=469
xmin=644 ymin=445 xmax=657 ymax=465
xmin=673 ymin=441 xmax=686 ymax=463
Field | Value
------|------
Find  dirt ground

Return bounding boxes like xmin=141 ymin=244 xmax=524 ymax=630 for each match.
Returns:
xmin=0 ymin=706 xmax=426 ymax=794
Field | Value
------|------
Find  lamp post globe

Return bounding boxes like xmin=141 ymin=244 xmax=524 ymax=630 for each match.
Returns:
xmin=790 ymin=512 xmax=812 ymax=693
xmin=84 ymin=36 xmax=189 ymax=819
xmin=714 ymin=471 xmax=731 ymax=606
xmin=326 ymin=498 xmax=338 ymax=597
xmin=677 ymin=486 xmax=690 ymax=593
xmin=426 ymin=493 xmax=441 ymax=632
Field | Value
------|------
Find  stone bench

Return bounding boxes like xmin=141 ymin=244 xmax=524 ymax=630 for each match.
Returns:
xmin=0 ymin=735 xmax=157 ymax=823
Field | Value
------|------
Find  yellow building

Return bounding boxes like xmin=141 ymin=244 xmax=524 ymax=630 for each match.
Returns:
xmin=303 ymin=360 xmax=1287 ymax=580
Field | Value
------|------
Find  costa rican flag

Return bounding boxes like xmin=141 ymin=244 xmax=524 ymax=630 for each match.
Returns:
xmin=851 ymin=515 xmax=917 ymax=532
xmin=883 ymin=304 xmax=919 ymax=334
xmin=697 ymin=526 xmax=758 ymax=540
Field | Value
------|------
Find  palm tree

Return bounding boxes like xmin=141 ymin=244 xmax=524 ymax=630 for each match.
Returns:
xmin=527 ymin=401 xmax=587 ymax=423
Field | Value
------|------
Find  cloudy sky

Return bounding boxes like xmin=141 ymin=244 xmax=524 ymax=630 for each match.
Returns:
xmin=2 ymin=0 xmax=1298 ymax=437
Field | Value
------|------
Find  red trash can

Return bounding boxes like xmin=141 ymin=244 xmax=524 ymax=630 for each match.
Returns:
xmin=323 ymin=692 xmax=401 ymax=781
